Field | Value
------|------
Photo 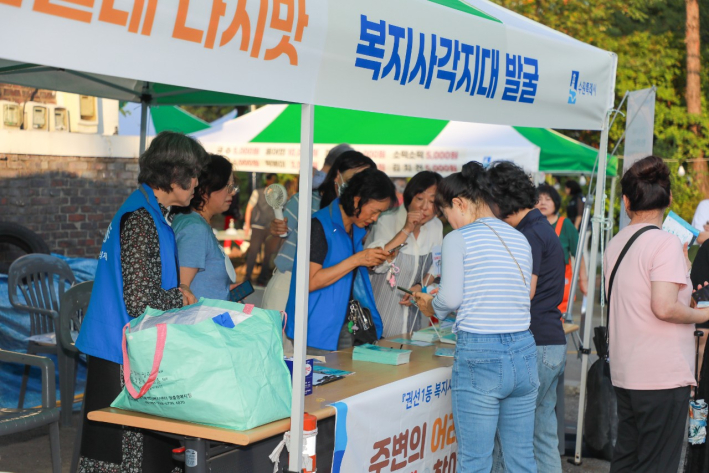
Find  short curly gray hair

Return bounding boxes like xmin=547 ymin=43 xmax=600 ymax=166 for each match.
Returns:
xmin=138 ymin=131 xmax=209 ymax=192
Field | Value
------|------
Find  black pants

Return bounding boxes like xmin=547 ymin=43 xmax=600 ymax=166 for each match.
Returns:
xmin=610 ymin=386 xmax=690 ymax=473
xmin=245 ymin=227 xmax=279 ymax=285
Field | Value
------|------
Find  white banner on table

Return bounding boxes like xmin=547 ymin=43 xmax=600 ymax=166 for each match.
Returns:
xmin=204 ymin=142 xmax=539 ymax=176
xmin=1 ymin=0 xmax=615 ymax=130
xmin=331 ymin=367 xmax=457 ymax=473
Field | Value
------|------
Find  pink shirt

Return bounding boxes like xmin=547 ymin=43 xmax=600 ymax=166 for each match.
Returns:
xmin=604 ymin=224 xmax=695 ymax=389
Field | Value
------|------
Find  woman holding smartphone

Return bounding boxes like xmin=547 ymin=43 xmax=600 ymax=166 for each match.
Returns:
xmin=172 ymin=154 xmax=240 ymax=300
xmin=365 ymin=171 xmax=443 ymax=337
xmin=414 ymin=162 xmax=538 ymax=472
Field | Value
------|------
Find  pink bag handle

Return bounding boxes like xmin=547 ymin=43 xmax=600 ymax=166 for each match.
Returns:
xmin=121 ymin=322 xmax=167 ymax=399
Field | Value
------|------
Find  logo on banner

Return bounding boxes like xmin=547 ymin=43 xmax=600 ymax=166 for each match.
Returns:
xmin=568 ymin=70 xmax=597 ymax=104
xmin=568 ymin=71 xmax=579 ymax=104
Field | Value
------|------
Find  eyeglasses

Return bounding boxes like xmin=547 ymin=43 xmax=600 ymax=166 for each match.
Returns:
xmin=226 ymin=184 xmax=239 ymax=195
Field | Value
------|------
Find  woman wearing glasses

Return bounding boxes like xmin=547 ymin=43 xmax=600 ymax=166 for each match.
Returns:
xmin=172 ymin=154 xmax=240 ymax=300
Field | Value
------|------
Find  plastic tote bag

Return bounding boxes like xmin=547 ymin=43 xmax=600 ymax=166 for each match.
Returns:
xmin=111 ymin=299 xmax=292 ymax=431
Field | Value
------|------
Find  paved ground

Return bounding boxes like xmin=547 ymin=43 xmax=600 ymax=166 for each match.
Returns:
xmin=0 ymin=292 xmax=611 ymax=472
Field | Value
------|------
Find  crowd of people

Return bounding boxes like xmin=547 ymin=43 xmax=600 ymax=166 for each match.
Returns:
xmin=74 ymin=131 xmax=708 ymax=473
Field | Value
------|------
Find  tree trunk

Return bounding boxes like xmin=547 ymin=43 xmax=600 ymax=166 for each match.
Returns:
xmin=686 ymin=0 xmax=707 ymax=194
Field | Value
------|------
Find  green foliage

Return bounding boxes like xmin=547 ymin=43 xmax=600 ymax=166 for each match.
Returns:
xmin=495 ymin=0 xmax=709 ymax=225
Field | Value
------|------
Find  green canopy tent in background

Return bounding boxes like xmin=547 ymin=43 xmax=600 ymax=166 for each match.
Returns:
xmin=193 ymin=104 xmax=617 ymax=176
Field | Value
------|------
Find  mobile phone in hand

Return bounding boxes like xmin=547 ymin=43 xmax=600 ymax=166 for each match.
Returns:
xmin=692 ymin=285 xmax=709 ymax=304
xmin=389 ymin=242 xmax=408 ymax=254
xmin=229 ymin=280 xmax=255 ymax=303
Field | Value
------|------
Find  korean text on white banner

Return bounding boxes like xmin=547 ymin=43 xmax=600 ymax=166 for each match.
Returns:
xmin=619 ymin=88 xmax=656 ymax=229
xmin=331 ymin=367 xmax=457 ymax=473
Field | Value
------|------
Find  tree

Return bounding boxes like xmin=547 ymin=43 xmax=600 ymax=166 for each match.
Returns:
xmin=686 ymin=0 xmax=707 ymax=195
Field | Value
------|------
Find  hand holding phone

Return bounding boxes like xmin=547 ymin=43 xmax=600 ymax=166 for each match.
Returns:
xmin=389 ymin=242 xmax=407 ymax=254
xmin=229 ymin=280 xmax=255 ymax=303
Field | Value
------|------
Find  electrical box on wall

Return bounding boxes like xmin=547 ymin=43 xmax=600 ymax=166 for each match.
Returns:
xmin=0 ymin=100 xmax=21 ymax=130
xmin=50 ymin=105 xmax=69 ymax=132
xmin=76 ymin=95 xmax=98 ymax=133
xmin=23 ymin=101 xmax=49 ymax=131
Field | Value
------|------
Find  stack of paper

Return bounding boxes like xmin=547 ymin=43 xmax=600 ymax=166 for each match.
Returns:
xmin=412 ymin=324 xmax=453 ymax=343
xmin=439 ymin=332 xmax=457 ymax=345
xmin=352 ymin=344 xmax=412 ymax=365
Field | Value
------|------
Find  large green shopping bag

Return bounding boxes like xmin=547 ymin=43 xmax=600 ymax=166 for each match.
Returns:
xmin=111 ymin=298 xmax=292 ymax=431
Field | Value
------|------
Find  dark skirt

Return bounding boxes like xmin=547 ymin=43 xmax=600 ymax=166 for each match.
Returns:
xmin=78 ymin=356 xmax=182 ymax=473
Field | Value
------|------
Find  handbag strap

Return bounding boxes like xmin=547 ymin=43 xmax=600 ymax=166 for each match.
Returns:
xmin=478 ymin=220 xmax=528 ymax=288
xmin=605 ymin=225 xmax=659 ymax=354
xmin=606 ymin=225 xmax=659 ymax=307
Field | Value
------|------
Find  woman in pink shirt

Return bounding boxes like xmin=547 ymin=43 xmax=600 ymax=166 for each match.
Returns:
xmin=604 ymin=156 xmax=709 ymax=472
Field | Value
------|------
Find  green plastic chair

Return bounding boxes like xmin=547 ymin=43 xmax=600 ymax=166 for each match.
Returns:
xmin=0 ymin=349 xmax=61 ymax=473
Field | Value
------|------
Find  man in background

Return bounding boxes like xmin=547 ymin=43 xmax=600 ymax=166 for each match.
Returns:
xmin=243 ymin=173 xmax=279 ymax=285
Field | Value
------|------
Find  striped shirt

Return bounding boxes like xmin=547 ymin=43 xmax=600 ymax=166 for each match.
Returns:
xmin=274 ymin=191 xmax=322 ymax=273
xmin=432 ymin=217 xmax=532 ymax=334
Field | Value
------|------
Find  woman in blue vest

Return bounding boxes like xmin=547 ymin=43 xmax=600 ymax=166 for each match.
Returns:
xmin=75 ymin=131 xmax=208 ymax=473
xmin=285 ymin=168 xmax=397 ymax=354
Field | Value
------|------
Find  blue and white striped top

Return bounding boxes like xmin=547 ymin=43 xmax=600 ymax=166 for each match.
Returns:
xmin=432 ymin=217 xmax=532 ymax=334
xmin=274 ymin=191 xmax=322 ymax=273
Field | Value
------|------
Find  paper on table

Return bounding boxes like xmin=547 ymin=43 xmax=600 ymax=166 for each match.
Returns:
xmin=312 ymin=365 xmax=354 ymax=377
xmin=663 ymin=210 xmax=699 ymax=246
xmin=434 ymin=348 xmax=455 ymax=358
xmin=388 ymin=338 xmax=433 ymax=347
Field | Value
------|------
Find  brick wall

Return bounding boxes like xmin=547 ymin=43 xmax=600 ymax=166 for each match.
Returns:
xmin=0 ymin=154 xmax=138 ymax=258
xmin=0 ymin=83 xmax=57 ymax=104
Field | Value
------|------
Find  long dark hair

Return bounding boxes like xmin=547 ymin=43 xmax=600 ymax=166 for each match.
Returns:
xmin=340 ymin=168 xmax=397 ymax=217
xmin=318 ymin=151 xmax=376 ymax=208
xmin=173 ymin=154 xmax=232 ymax=214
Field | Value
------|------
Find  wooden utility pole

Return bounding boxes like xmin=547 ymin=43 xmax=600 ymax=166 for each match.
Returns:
xmin=686 ymin=0 xmax=707 ymax=194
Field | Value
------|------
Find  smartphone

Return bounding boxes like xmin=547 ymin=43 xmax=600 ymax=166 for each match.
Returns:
xmin=397 ymin=286 xmax=414 ymax=295
xmin=389 ymin=242 xmax=408 ymax=254
xmin=229 ymin=280 xmax=255 ymax=303
xmin=692 ymin=285 xmax=709 ymax=304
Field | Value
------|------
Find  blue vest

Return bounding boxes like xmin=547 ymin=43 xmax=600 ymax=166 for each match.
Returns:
xmin=285 ymin=199 xmax=383 ymax=351
xmin=76 ymin=184 xmax=179 ymax=364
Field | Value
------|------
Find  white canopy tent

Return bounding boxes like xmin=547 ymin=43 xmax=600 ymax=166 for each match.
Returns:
xmin=0 ymin=0 xmax=616 ymax=469
xmin=193 ymin=104 xmax=542 ymax=174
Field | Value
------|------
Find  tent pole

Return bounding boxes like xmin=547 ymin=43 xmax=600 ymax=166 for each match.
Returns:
xmin=573 ymin=111 xmax=612 ymax=465
xmin=288 ymin=103 xmax=314 ymax=472
xmin=139 ymin=83 xmax=150 ymax=155
xmin=607 ymin=176 xmax=618 ymax=246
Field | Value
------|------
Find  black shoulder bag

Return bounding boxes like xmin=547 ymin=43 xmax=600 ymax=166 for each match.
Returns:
xmin=346 ymin=231 xmax=378 ymax=345
xmin=597 ymin=225 xmax=660 ymax=370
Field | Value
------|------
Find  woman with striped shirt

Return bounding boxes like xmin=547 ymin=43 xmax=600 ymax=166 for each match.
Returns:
xmin=415 ymin=162 xmax=538 ymax=473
